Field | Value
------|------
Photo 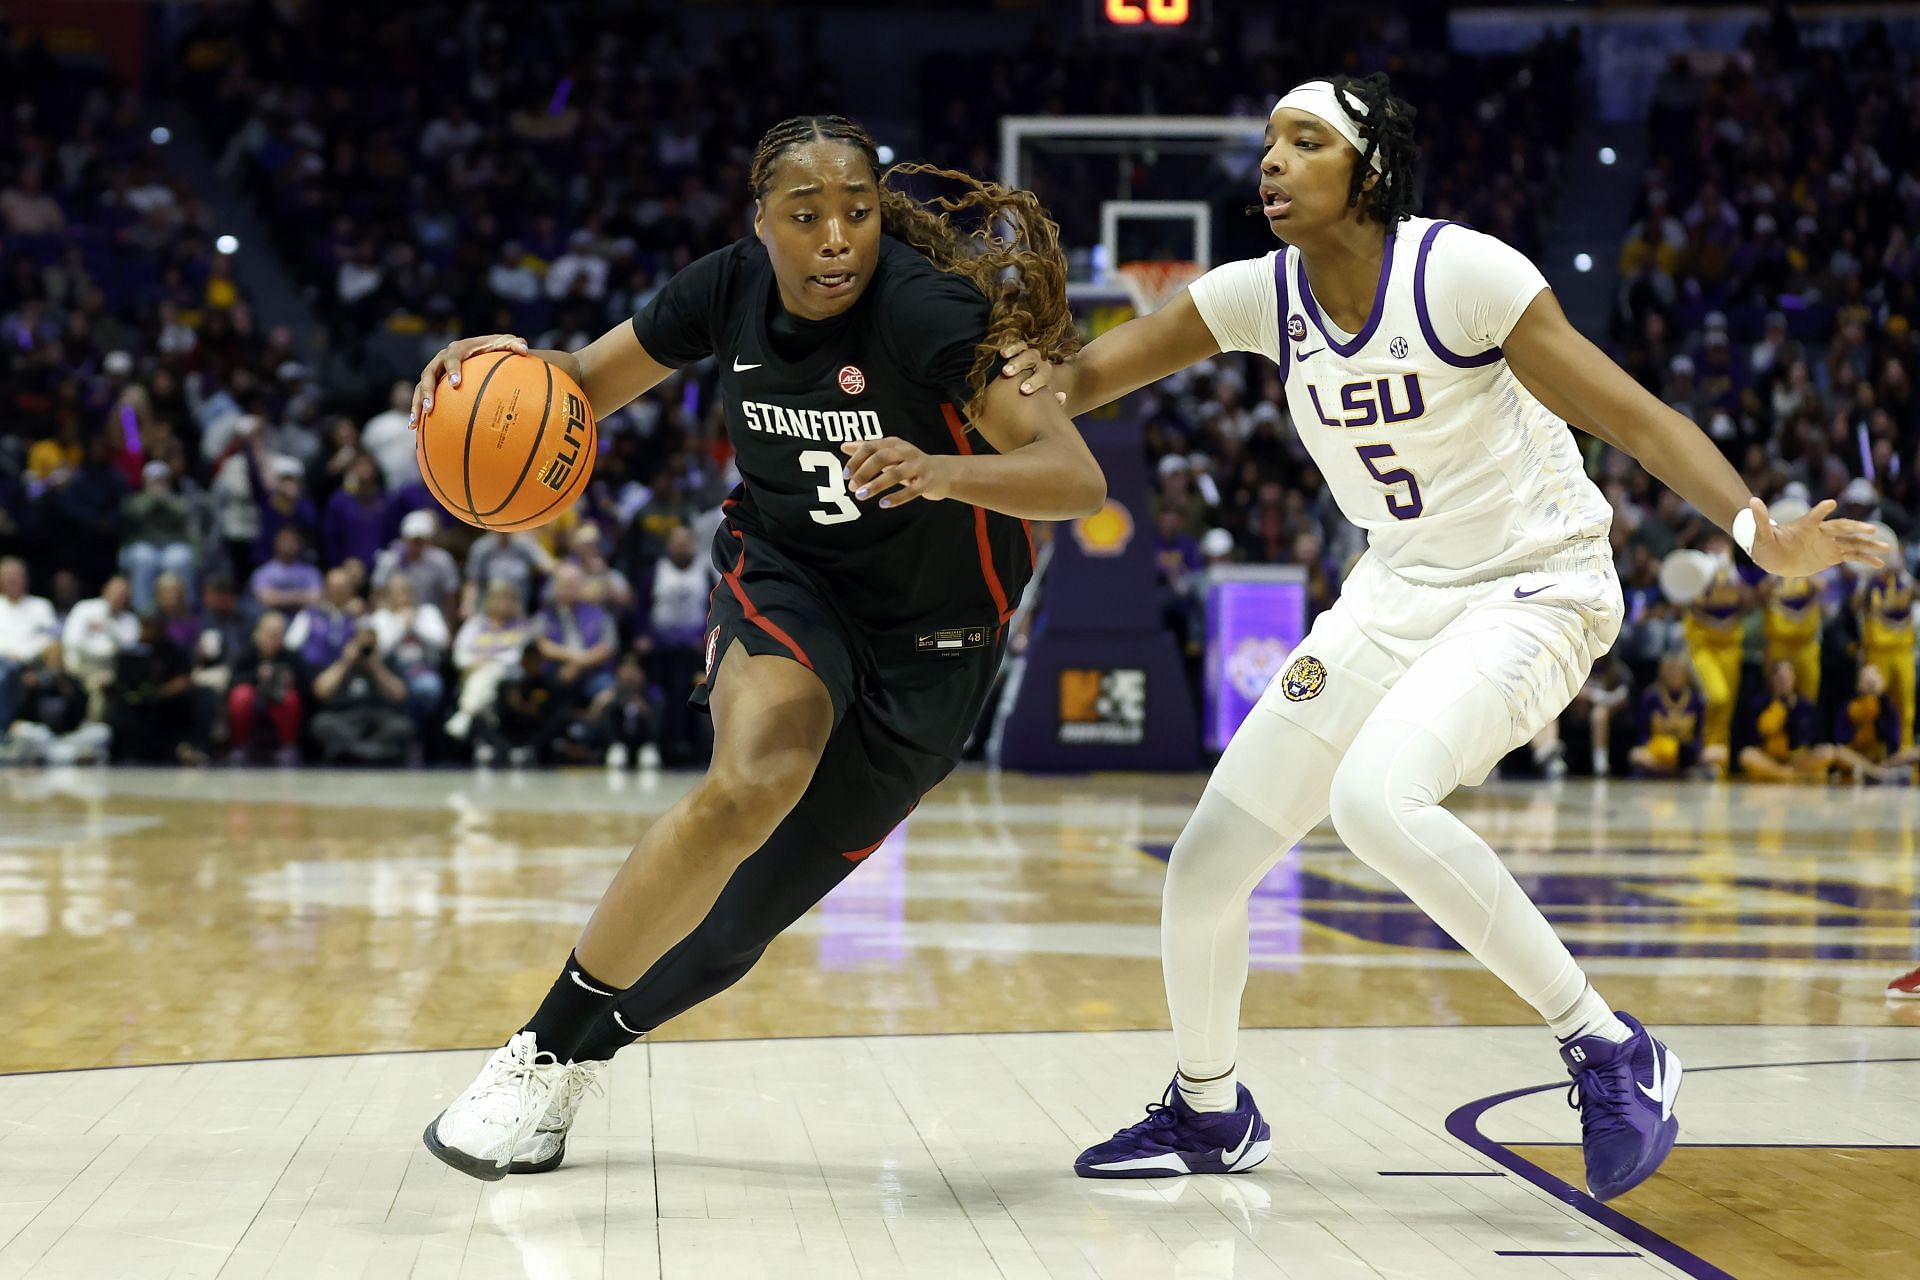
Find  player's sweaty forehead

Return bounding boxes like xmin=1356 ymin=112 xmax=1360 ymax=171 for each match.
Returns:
xmin=764 ymin=141 xmax=875 ymax=202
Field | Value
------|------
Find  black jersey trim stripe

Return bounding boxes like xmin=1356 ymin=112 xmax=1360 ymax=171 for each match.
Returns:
xmin=940 ymin=404 xmax=1017 ymax=625
xmin=720 ymin=507 xmax=816 ymax=671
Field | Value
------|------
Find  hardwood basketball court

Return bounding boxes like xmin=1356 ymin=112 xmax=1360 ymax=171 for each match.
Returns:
xmin=2 ymin=766 xmax=1914 ymax=1277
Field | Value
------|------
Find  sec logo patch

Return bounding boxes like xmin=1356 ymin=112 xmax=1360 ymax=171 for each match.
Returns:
xmin=838 ymin=365 xmax=866 ymax=395
xmin=1281 ymin=654 xmax=1327 ymax=702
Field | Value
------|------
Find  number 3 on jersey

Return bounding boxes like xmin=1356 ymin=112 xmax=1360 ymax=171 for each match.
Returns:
xmin=800 ymin=450 xmax=861 ymax=525
xmin=1355 ymin=444 xmax=1423 ymax=520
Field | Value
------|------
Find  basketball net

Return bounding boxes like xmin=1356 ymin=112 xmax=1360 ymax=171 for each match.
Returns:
xmin=1116 ymin=260 xmax=1204 ymax=316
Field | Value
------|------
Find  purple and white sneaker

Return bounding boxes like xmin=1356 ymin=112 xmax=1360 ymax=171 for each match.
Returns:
xmin=1074 ymin=1079 xmax=1271 ymax=1179
xmin=1560 ymin=1011 xmax=1682 ymax=1201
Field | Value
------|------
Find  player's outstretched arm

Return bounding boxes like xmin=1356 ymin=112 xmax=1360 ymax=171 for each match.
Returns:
xmin=1001 ymin=290 xmax=1222 ymax=419
xmin=840 ymin=376 xmax=1106 ymax=521
xmin=410 ymin=322 xmax=676 ymax=427
xmin=1502 ymin=289 xmax=1890 ymax=577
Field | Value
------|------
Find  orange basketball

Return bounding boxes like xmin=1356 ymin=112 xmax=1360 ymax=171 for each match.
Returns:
xmin=415 ymin=351 xmax=596 ymax=531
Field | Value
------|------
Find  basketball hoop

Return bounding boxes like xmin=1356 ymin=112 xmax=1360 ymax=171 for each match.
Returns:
xmin=1116 ymin=260 xmax=1203 ymax=316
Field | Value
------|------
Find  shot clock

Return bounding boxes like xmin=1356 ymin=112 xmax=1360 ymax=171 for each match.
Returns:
xmin=1085 ymin=0 xmax=1211 ymax=37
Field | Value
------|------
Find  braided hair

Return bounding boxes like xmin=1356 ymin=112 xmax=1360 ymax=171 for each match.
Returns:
xmin=749 ymin=114 xmax=1082 ymax=422
xmin=1322 ymin=73 xmax=1419 ymax=226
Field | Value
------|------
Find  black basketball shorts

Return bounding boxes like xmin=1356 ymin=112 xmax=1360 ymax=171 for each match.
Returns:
xmin=690 ymin=517 xmax=1005 ymax=859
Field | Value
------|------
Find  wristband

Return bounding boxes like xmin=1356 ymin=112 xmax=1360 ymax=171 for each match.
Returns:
xmin=1730 ymin=505 xmax=1772 ymax=555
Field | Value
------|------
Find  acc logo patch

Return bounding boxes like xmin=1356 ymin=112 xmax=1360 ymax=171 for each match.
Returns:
xmin=1389 ymin=336 xmax=1409 ymax=359
xmin=837 ymin=364 xmax=867 ymax=395
xmin=1072 ymin=499 xmax=1134 ymax=557
xmin=1281 ymin=654 xmax=1327 ymax=702
xmin=1288 ymin=314 xmax=1307 ymax=343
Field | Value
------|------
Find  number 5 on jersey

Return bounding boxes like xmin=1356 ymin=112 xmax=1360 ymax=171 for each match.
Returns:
xmin=800 ymin=450 xmax=861 ymax=525
xmin=1356 ymin=444 xmax=1423 ymax=520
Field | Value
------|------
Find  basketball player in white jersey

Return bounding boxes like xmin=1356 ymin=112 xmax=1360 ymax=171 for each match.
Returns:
xmin=1006 ymin=73 xmax=1888 ymax=1200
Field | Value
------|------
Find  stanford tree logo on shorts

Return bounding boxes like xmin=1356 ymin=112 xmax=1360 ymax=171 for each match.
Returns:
xmin=837 ymin=365 xmax=866 ymax=395
xmin=705 ymin=626 xmax=720 ymax=676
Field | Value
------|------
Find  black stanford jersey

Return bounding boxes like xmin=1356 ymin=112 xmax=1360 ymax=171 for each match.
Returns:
xmin=632 ymin=235 xmax=1032 ymax=635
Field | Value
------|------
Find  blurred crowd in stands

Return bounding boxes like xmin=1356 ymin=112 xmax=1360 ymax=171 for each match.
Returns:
xmin=0 ymin=6 xmax=1913 ymax=778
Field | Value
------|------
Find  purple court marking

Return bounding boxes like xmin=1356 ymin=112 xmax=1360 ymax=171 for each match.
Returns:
xmin=1448 ymin=1056 xmax=1920 ymax=1280
xmin=1497 ymin=1251 xmax=1639 ymax=1258
xmin=1378 ymin=1170 xmax=1507 ymax=1177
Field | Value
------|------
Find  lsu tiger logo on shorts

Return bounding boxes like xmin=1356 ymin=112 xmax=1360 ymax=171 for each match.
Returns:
xmin=1281 ymin=654 xmax=1327 ymax=702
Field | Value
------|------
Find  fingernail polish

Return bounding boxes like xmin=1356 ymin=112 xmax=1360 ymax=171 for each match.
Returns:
xmin=855 ymin=487 xmax=869 ymax=499
xmin=879 ymin=499 xmax=891 ymax=509
xmin=423 ymin=399 xmax=431 ymax=410
xmin=450 ymin=374 xmax=459 ymax=385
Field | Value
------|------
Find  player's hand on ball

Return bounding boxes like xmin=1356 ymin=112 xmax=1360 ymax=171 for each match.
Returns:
xmin=1747 ymin=497 xmax=1891 ymax=577
xmin=410 ymin=334 xmax=530 ymax=427
xmin=999 ymin=342 xmax=1068 ymax=404
xmin=840 ymin=438 xmax=952 ymax=509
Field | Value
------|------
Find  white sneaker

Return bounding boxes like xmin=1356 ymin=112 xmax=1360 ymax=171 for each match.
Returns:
xmin=423 ymin=1032 xmax=562 ymax=1181
xmin=605 ymin=743 xmax=629 ymax=769
xmin=474 ymin=742 xmax=497 ymax=766
xmin=508 ymin=746 xmax=535 ymax=767
xmin=637 ymin=743 xmax=662 ymax=770
xmin=509 ymin=1059 xmax=607 ymax=1174
xmin=445 ymin=711 xmax=472 ymax=740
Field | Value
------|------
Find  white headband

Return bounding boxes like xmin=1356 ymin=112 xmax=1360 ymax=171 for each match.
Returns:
xmin=1274 ymin=80 xmax=1385 ymax=174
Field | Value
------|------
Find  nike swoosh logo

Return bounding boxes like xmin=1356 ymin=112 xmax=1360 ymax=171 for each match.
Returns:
xmin=732 ymin=357 xmax=762 ymax=372
xmin=1295 ymin=347 xmax=1324 ymax=362
xmin=570 ymin=969 xmax=616 ymax=997
xmin=613 ymin=1010 xmax=643 ymax=1037
xmin=1636 ymin=1046 xmax=1679 ymax=1121
xmin=1221 ymin=1117 xmax=1257 ymax=1166
xmin=1513 ymin=583 xmax=1555 ymax=599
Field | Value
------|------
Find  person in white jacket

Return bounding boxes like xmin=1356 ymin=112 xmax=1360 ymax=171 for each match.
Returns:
xmin=0 ymin=557 xmax=61 ymax=733
xmin=61 ymin=575 xmax=139 ymax=719
xmin=446 ymin=581 xmax=532 ymax=742
xmin=370 ymin=574 xmax=450 ymax=726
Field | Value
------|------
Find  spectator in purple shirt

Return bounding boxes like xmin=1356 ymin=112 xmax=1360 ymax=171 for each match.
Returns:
xmin=323 ymin=453 xmax=391 ymax=571
xmin=246 ymin=442 xmax=320 ymax=569
xmin=249 ymin=527 xmax=324 ymax=613
xmin=286 ymin=567 xmax=362 ymax=673
xmin=152 ymin=572 xmax=203 ymax=652
xmin=537 ymin=563 xmax=617 ymax=700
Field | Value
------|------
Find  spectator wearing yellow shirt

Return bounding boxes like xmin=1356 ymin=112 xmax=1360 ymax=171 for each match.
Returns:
xmin=1761 ymin=574 xmax=1822 ymax=699
xmin=1856 ymin=560 xmax=1915 ymax=749
xmin=1737 ymin=659 xmax=1877 ymax=783
xmin=1683 ymin=541 xmax=1748 ymax=754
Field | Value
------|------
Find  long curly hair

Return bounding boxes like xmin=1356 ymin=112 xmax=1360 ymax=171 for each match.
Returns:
xmin=749 ymin=114 xmax=1082 ymax=422
xmin=1319 ymin=73 xmax=1420 ymax=226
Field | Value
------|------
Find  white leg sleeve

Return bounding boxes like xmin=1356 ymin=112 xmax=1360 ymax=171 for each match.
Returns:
xmin=1163 ymin=708 xmax=1344 ymax=1081
xmin=1327 ymin=676 xmax=1590 ymax=1023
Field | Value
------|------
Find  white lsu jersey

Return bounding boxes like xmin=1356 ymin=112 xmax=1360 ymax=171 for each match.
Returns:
xmin=1189 ymin=216 xmax=1613 ymax=587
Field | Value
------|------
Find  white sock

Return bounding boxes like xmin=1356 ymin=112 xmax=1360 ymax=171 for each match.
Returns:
xmin=1176 ymin=1067 xmax=1238 ymax=1113
xmin=1549 ymin=982 xmax=1631 ymax=1044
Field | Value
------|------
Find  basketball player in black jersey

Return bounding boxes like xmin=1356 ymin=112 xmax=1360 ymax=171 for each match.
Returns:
xmin=415 ymin=116 xmax=1104 ymax=1181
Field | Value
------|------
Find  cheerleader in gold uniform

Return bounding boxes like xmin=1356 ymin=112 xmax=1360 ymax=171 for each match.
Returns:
xmin=1684 ymin=558 xmax=1749 ymax=755
xmin=1857 ymin=564 xmax=1915 ymax=749
xmin=1761 ymin=575 xmax=1821 ymax=700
